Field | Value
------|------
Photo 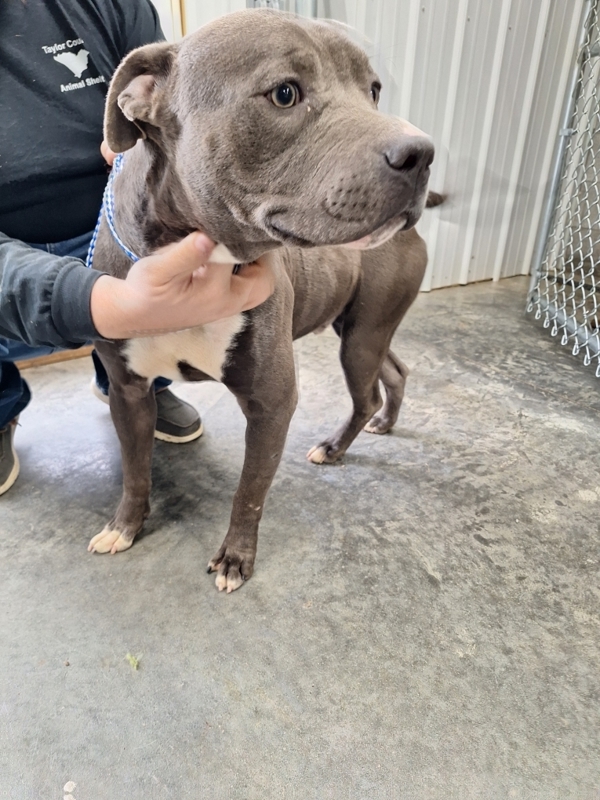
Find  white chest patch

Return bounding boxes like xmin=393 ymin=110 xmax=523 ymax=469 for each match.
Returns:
xmin=123 ymin=314 xmax=246 ymax=383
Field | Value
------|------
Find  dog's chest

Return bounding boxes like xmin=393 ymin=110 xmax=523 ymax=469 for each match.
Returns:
xmin=122 ymin=315 xmax=245 ymax=382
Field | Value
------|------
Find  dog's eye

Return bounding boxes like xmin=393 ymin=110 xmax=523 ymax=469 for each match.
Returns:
xmin=370 ymin=82 xmax=381 ymax=104
xmin=269 ymin=82 xmax=300 ymax=109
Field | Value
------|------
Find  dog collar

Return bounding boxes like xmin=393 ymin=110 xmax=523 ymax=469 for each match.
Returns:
xmin=86 ymin=153 xmax=139 ymax=269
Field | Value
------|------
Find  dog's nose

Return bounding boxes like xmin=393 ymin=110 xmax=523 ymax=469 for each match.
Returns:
xmin=384 ymin=136 xmax=434 ymax=174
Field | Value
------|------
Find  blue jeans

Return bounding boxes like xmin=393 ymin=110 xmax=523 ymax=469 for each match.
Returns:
xmin=0 ymin=230 xmax=170 ymax=429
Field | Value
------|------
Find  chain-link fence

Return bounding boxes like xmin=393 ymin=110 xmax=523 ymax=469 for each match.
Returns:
xmin=528 ymin=0 xmax=600 ymax=378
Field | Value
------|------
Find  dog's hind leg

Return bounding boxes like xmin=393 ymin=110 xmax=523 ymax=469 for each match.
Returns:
xmin=88 ymin=343 xmax=156 ymax=555
xmin=364 ymin=350 xmax=409 ymax=435
xmin=307 ymin=322 xmax=390 ymax=465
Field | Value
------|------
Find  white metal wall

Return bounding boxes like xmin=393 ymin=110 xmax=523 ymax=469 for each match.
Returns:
xmin=173 ymin=0 xmax=583 ymax=289
xmin=182 ymin=0 xmax=246 ymax=33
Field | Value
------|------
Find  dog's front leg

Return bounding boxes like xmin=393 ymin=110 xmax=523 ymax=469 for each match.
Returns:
xmin=88 ymin=343 xmax=156 ymax=554
xmin=208 ymin=367 xmax=298 ymax=593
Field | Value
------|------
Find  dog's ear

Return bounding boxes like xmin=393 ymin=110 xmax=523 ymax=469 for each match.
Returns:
xmin=104 ymin=42 xmax=177 ymax=152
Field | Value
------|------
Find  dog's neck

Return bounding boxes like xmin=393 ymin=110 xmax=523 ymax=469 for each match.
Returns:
xmin=112 ymin=140 xmax=281 ymax=264
xmin=113 ymin=141 xmax=198 ymax=257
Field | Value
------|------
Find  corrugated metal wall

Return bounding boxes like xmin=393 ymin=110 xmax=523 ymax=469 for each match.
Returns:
xmin=173 ymin=0 xmax=583 ymax=289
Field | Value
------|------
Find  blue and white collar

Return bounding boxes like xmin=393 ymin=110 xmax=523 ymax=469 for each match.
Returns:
xmin=86 ymin=152 xmax=139 ymax=269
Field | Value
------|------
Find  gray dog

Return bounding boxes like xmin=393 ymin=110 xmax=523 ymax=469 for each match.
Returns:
xmin=89 ymin=9 xmax=437 ymax=592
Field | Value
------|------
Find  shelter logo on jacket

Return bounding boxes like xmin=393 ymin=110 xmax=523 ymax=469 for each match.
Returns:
xmin=54 ymin=48 xmax=90 ymax=78
xmin=0 ymin=0 xmax=163 ymax=244
xmin=40 ymin=35 xmax=105 ymax=91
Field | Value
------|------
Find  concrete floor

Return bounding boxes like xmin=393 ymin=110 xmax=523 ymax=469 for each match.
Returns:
xmin=2 ymin=276 xmax=599 ymax=799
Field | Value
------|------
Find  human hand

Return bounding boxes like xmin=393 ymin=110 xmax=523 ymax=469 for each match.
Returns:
xmin=90 ymin=233 xmax=275 ymax=339
xmin=101 ymin=140 xmax=117 ymax=167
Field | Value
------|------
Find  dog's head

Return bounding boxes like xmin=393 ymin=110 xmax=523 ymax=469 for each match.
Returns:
xmin=105 ymin=9 xmax=434 ymax=262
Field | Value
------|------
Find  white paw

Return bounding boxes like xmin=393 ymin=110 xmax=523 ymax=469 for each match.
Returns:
xmin=364 ymin=418 xmax=389 ymax=434
xmin=210 ymin=564 xmax=244 ymax=593
xmin=307 ymin=445 xmax=328 ymax=464
xmin=207 ymin=552 xmax=251 ymax=593
xmin=214 ymin=572 xmax=243 ymax=593
xmin=215 ymin=572 xmax=228 ymax=592
xmin=88 ymin=527 xmax=133 ymax=554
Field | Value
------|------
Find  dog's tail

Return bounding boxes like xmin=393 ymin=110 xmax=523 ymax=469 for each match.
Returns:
xmin=426 ymin=191 xmax=445 ymax=208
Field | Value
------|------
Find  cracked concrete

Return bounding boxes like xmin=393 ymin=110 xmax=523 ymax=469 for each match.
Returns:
xmin=1 ymin=276 xmax=599 ymax=799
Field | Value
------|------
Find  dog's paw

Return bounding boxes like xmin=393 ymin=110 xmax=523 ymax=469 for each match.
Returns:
xmin=364 ymin=414 xmax=393 ymax=435
xmin=306 ymin=443 xmax=342 ymax=464
xmin=207 ymin=545 xmax=254 ymax=593
xmin=88 ymin=526 xmax=134 ymax=555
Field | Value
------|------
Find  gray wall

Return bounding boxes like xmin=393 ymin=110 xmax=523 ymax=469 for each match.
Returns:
xmin=177 ymin=0 xmax=584 ymax=289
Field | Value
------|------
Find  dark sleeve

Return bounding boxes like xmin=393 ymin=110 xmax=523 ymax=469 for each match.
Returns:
xmin=120 ymin=0 xmax=166 ymax=53
xmin=0 ymin=233 xmax=106 ymax=348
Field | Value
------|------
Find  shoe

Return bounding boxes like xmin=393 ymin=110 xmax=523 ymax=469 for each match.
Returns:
xmin=154 ymin=388 xmax=203 ymax=443
xmin=91 ymin=377 xmax=110 ymax=406
xmin=91 ymin=379 xmax=203 ymax=443
xmin=0 ymin=417 xmax=20 ymax=496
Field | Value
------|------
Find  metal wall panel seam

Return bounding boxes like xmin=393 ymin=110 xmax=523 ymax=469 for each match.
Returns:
xmin=373 ymin=0 xmax=384 ymax=68
xmin=409 ymin=1 xmax=433 ymax=126
xmin=492 ymin=0 xmax=552 ymax=281
xmin=459 ymin=0 xmax=513 ymax=284
xmin=520 ymin=0 xmax=585 ymax=277
xmin=413 ymin=1 xmax=454 ymax=261
xmin=367 ymin=0 xmax=389 ymax=107
xmin=184 ymin=0 xmax=245 ymax=33
xmin=419 ymin=3 xmax=452 ymax=157
xmin=355 ymin=0 xmax=370 ymax=50
xmin=400 ymin=0 xmax=421 ymax=119
xmin=345 ymin=0 xmax=358 ymax=31
xmin=420 ymin=1 xmax=437 ymax=126
xmin=386 ymin=0 xmax=402 ymax=116
xmin=474 ymin=0 xmax=529 ymax=283
xmin=502 ymin=0 xmax=573 ymax=276
xmin=420 ymin=0 xmax=470 ymax=292
xmin=443 ymin=0 xmax=490 ymax=288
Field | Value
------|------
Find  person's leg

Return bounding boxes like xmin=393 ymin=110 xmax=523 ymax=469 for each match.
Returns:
xmin=90 ymin=350 xmax=201 ymax=442
xmin=0 ymin=344 xmax=32 ymax=494
xmin=0 ymin=355 xmax=31 ymax=429
xmin=0 ymin=236 xmax=70 ymax=494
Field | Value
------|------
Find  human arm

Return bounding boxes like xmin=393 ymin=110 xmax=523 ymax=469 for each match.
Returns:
xmin=0 ymin=232 xmax=274 ymax=348
xmin=0 ymin=232 xmax=104 ymax=347
xmin=90 ymin=233 xmax=274 ymax=339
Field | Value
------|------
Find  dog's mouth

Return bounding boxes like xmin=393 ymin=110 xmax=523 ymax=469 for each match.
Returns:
xmin=265 ymin=209 xmax=418 ymax=251
xmin=265 ymin=220 xmax=318 ymax=248
xmin=341 ymin=212 xmax=413 ymax=251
